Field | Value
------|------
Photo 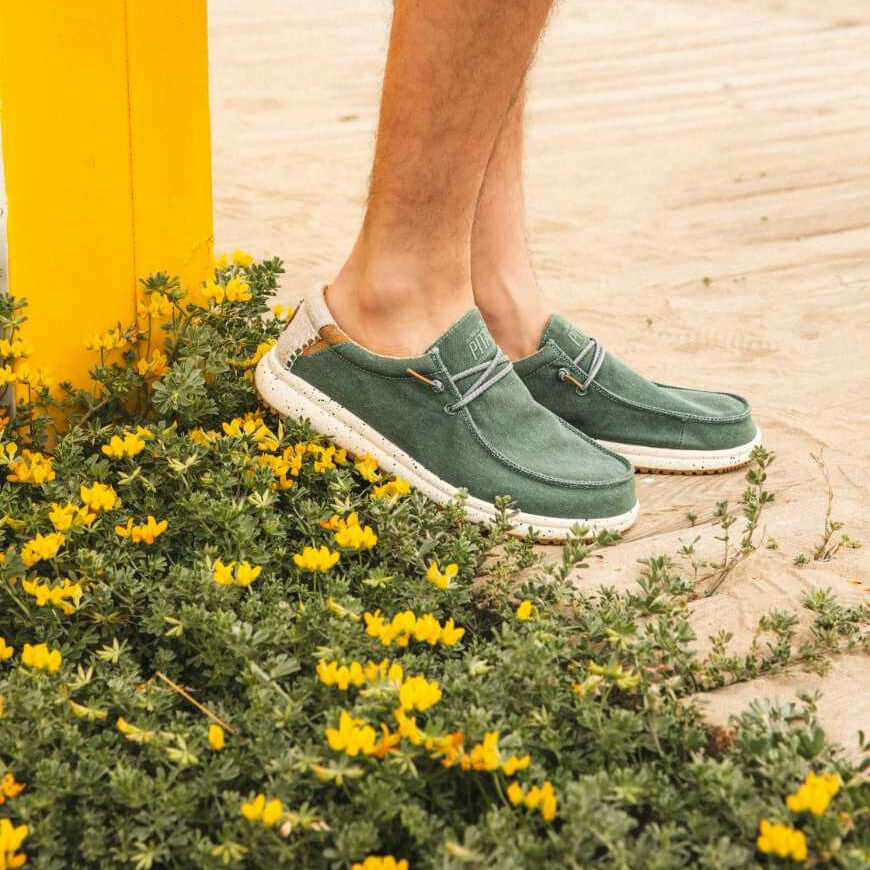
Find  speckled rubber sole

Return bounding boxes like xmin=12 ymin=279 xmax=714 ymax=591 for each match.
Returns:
xmin=255 ymin=348 xmax=639 ymax=541
xmin=597 ymin=429 xmax=762 ymax=474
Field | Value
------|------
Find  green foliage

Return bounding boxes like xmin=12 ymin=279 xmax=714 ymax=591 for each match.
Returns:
xmin=0 ymin=260 xmax=867 ymax=869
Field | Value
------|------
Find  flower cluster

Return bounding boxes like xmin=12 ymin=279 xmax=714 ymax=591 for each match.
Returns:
xmin=293 ymin=546 xmax=340 ymax=573
xmin=507 ymin=780 xmax=558 ymax=822
xmin=79 ymin=482 xmax=118 ymax=512
xmin=756 ymin=819 xmax=807 ymax=862
xmin=0 ymin=638 xmax=13 ymax=661
xmin=101 ymin=428 xmax=151 ymax=459
xmin=363 ymin=609 xmax=465 ymax=648
xmin=48 ymin=502 xmax=95 ymax=532
xmin=785 ymin=770 xmax=841 ymax=816
xmin=21 ymin=532 xmax=65 ymax=568
xmin=85 ymin=325 xmax=129 ymax=352
xmin=21 ymin=578 xmax=83 ymax=614
xmin=202 ymin=275 xmax=252 ymax=305
xmin=324 ymin=512 xmax=378 ymax=550
xmin=212 ymin=559 xmax=262 ymax=587
xmin=371 ymin=477 xmax=411 ymax=500
xmin=20 ymin=643 xmax=62 ymax=673
xmin=6 ymin=449 xmax=55 ymax=485
xmin=240 ymin=793 xmax=284 ymax=826
xmin=316 ymin=658 xmax=404 ymax=691
xmin=114 ymin=516 xmax=169 ymax=545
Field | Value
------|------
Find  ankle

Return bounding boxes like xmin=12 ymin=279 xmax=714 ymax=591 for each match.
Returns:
xmin=327 ymin=256 xmax=474 ymax=357
xmin=472 ymin=267 xmax=549 ymax=359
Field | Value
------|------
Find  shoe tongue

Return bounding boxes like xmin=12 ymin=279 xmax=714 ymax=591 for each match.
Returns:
xmin=539 ymin=313 xmax=589 ymax=353
xmin=427 ymin=309 xmax=499 ymax=372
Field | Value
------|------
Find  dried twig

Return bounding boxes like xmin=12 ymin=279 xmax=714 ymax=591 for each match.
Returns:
xmin=155 ymin=670 xmax=236 ymax=733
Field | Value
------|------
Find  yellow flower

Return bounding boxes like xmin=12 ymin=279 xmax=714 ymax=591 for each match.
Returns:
xmin=212 ymin=559 xmax=236 ymax=586
xmin=515 ymin=600 xmax=533 ymax=621
xmin=136 ymin=348 xmax=169 ymax=379
xmin=231 ymin=249 xmax=254 ymax=268
xmin=333 ymin=512 xmax=378 ymax=550
xmin=224 ymin=275 xmax=252 ymax=302
xmin=48 ymin=502 xmax=95 ymax=532
xmin=14 ymin=363 xmax=53 ymax=390
xmin=525 ymin=781 xmax=558 ymax=822
xmin=21 ymin=531 xmax=65 ymax=567
xmin=241 ymin=339 xmax=276 ymax=369
xmin=0 ymin=638 xmax=13 ymax=661
xmin=80 ymin=482 xmax=118 ymax=512
xmin=21 ymin=578 xmax=83 ymax=614
xmin=208 ymin=724 xmax=225 ymax=751
xmin=462 ymin=732 xmax=501 ymax=772
xmin=272 ymin=303 xmax=293 ymax=321
xmin=785 ymin=770 xmax=841 ymax=816
xmin=326 ymin=711 xmax=378 ymax=757
xmin=398 ymin=675 xmax=442 ymax=712
xmin=7 ymin=450 xmax=55 ymax=485
xmin=371 ymin=476 xmax=411 ymax=500
xmin=20 ymin=642 xmax=62 ymax=672
xmin=114 ymin=516 xmax=168 ymax=545
xmin=439 ymin=617 xmax=465 ymax=646
xmin=201 ymin=279 xmax=225 ymax=305
xmin=102 ymin=431 xmax=147 ymax=459
xmin=137 ymin=292 xmax=173 ymax=318
xmin=507 ymin=781 xmax=525 ymax=806
xmin=426 ymin=561 xmax=458 ymax=591
xmin=501 ymin=754 xmax=531 ymax=776
xmin=211 ymin=559 xmax=262 ymax=587
xmin=214 ymin=253 xmax=229 ymax=271
xmin=0 ymin=817 xmax=28 ymax=869
xmin=352 ymin=857 xmax=409 ymax=870
xmin=0 ymin=336 xmax=32 ymax=359
xmin=293 ymin=546 xmax=340 ymax=573
xmin=354 ymin=453 xmax=380 ymax=483
xmin=85 ymin=325 xmax=128 ymax=352
xmin=757 ymin=819 xmax=808 ymax=861
xmin=240 ymin=792 xmax=283 ymax=826
xmin=0 ymin=365 xmax=15 ymax=387
xmin=115 ymin=717 xmax=154 ymax=743
xmin=362 ymin=610 xmax=464 ymax=649
xmin=0 ymin=772 xmax=26 ymax=804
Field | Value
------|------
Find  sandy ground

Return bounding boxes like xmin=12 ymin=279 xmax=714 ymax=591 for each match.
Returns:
xmin=208 ymin=1 xmax=869 ymax=758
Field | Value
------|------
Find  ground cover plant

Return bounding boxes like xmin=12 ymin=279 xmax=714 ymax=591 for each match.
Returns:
xmin=0 ymin=256 xmax=867 ymax=869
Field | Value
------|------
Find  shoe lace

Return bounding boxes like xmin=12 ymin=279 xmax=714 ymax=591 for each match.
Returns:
xmin=407 ymin=350 xmax=513 ymax=413
xmin=559 ymin=337 xmax=606 ymax=392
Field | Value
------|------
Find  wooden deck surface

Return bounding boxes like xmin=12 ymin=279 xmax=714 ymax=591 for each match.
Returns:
xmin=208 ymin=0 xmax=870 ymax=758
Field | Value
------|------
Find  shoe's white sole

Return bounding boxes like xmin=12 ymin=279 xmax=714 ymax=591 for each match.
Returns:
xmin=255 ymin=349 xmax=638 ymax=541
xmin=597 ymin=428 xmax=763 ymax=474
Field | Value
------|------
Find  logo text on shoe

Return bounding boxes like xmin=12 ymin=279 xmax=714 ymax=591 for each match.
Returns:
xmin=466 ymin=326 xmax=494 ymax=361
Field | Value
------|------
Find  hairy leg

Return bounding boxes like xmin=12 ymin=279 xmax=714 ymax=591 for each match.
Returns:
xmin=327 ymin=0 xmax=555 ymax=356
xmin=471 ymin=87 xmax=549 ymax=359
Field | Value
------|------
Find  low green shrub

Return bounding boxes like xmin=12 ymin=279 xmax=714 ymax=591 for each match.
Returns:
xmin=0 ymin=256 xmax=867 ymax=869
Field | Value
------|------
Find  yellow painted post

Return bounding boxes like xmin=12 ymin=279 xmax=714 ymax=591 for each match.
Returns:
xmin=0 ymin=0 xmax=213 ymax=386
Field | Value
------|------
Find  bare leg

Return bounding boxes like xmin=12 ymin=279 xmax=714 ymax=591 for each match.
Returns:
xmin=471 ymin=87 xmax=549 ymax=360
xmin=327 ymin=0 xmax=555 ymax=356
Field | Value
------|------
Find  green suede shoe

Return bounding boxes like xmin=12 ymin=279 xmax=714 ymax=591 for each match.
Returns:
xmin=513 ymin=314 xmax=761 ymax=474
xmin=255 ymin=289 xmax=638 ymax=538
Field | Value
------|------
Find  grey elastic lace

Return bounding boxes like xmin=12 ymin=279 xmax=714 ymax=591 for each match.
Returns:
xmin=562 ymin=337 xmax=606 ymax=391
xmin=445 ymin=352 xmax=513 ymax=413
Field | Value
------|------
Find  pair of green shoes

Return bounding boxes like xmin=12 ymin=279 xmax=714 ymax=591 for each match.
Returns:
xmin=256 ymin=287 xmax=761 ymax=540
